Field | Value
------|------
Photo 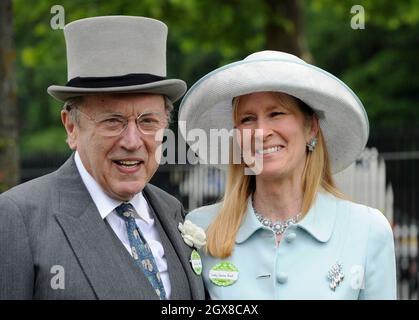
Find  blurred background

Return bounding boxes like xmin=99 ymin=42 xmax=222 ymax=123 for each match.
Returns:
xmin=1 ymin=0 xmax=418 ymax=299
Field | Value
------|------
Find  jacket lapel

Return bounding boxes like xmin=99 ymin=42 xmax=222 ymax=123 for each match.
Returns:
xmin=143 ymin=185 xmax=205 ymax=300
xmin=146 ymin=203 xmax=191 ymax=299
xmin=54 ymin=155 xmax=157 ymax=299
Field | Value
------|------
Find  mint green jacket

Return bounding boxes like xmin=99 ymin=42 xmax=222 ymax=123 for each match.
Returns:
xmin=187 ymin=192 xmax=397 ymax=299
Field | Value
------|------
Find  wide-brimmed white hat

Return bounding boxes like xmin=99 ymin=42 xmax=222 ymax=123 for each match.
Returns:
xmin=179 ymin=50 xmax=369 ymax=173
xmin=47 ymin=16 xmax=186 ymax=103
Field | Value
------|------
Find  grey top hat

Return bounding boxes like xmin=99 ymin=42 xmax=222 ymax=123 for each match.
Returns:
xmin=179 ymin=50 xmax=369 ymax=174
xmin=47 ymin=16 xmax=186 ymax=103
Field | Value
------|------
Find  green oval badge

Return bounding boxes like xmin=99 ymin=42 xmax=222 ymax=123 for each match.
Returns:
xmin=209 ymin=261 xmax=239 ymax=286
xmin=190 ymin=249 xmax=202 ymax=275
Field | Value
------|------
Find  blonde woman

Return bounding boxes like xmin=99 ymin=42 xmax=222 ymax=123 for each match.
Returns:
xmin=179 ymin=51 xmax=396 ymax=299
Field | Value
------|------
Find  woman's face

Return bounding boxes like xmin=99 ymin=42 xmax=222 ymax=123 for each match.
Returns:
xmin=234 ymin=92 xmax=316 ymax=181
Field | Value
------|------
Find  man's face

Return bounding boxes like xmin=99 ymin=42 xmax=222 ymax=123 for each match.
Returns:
xmin=62 ymin=93 xmax=166 ymax=201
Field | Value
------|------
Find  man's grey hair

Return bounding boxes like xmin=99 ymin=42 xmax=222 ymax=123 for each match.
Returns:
xmin=63 ymin=96 xmax=83 ymax=125
xmin=63 ymin=94 xmax=174 ymax=126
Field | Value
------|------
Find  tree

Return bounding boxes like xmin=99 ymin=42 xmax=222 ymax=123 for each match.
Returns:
xmin=306 ymin=0 xmax=419 ymax=128
xmin=0 ymin=0 xmax=19 ymax=191
xmin=264 ymin=0 xmax=312 ymax=61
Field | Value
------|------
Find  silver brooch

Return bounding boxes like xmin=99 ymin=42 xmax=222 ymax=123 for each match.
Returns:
xmin=327 ymin=262 xmax=344 ymax=291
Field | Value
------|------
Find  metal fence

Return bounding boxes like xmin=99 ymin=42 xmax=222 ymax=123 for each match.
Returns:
xmin=368 ymin=128 xmax=419 ymax=300
xmin=333 ymin=148 xmax=393 ymax=223
xmin=151 ymin=164 xmax=226 ymax=211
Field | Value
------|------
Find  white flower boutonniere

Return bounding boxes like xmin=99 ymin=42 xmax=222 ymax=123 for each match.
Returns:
xmin=178 ymin=220 xmax=206 ymax=275
xmin=178 ymin=220 xmax=206 ymax=249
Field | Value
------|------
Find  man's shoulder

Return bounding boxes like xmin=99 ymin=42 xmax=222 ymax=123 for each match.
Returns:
xmin=1 ymin=155 xmax=74 ymax=203
xmin=329 ymin=193 xmax=393 ymax=243
xmin=0 ymin=170 xmax=61 ymax=226
xmin=144 ymin=183 xmax=182 ymax=207
xmin=0 ymin=170 xmax=58 ymax=204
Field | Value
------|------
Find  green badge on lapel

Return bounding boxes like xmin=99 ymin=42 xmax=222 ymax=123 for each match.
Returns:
xmin=190 ymin=249 xmax=202 ymax=275
xmin=209 ymin=261 xmax=239 ymax=286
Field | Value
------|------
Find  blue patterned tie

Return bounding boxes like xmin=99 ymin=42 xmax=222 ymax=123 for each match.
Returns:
xmin=115 ymin=203 xmax=167 ymax=300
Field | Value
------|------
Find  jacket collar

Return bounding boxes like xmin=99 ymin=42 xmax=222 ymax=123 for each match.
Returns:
xmin=235 ymin=192 xmax=337 ymax=244
xmin=143 ymin=184 xmax=205 ymax=300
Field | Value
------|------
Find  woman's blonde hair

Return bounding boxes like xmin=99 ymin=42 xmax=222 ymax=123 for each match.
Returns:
xmin=205 ymin=92 xmax=345 ymax=258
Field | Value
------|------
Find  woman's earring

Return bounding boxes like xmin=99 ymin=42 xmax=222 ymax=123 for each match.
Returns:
xmin=307 ymin=137 xmax=318 ymax=152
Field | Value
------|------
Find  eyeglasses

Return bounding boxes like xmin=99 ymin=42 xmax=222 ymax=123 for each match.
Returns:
xmin=74 ymin=108 xmax=168 ymax=137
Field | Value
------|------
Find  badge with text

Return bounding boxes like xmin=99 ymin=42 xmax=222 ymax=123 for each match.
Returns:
xmin=190 ymin=249 xmax=202 ymax=275
xmin=209 ymin=261 xmax=239 ymax=286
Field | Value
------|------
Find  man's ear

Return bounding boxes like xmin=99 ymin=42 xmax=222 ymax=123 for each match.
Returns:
xmin=61 ymin=110 xmax=78 ymax=150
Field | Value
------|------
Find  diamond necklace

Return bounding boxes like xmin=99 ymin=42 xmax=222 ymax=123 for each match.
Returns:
xmin=252 ymin=198 xmax=301 ymax=235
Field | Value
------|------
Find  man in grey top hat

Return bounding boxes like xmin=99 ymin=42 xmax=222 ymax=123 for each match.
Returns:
xmin=0 ymin=16 xmax=205 ymax=300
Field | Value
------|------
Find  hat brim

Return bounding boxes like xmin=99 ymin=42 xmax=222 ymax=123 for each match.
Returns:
xmin=179 ymin=58 xmax=369 ymax=174
xmin=47 ymin=78 xmax=186 ymax=103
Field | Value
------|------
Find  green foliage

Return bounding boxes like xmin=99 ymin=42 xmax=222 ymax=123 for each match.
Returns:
xmin=19 ymin=126 xmax=70 ymax=157
xmin=12 ymin=0 xmax=419 ymax=157
xmin=306 ymin=0 xmax=419 ymax=129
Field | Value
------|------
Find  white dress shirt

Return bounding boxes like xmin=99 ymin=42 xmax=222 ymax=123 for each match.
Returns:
xmin=74 ymin=152 xmax=171 ymax=298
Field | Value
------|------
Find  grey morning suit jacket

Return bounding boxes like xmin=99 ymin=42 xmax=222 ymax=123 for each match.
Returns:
xmin=0 ymin=155 xmax=205 ymax=299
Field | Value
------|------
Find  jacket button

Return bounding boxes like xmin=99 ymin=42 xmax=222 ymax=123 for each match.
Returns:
xmin=277 ymin=272 xmax=288 ymax=284
xmin=285 ymin=232 xmax=297 ymax=243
